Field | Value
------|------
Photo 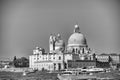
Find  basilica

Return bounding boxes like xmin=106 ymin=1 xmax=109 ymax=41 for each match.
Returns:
xmin=29 ymin=24 xmax=109 ymax=71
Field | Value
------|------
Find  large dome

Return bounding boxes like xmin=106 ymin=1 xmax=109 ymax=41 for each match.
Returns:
xmin=67 ymin=25 xmax=87 ymax=47
xmin=68 ymin=33 xmax=87 ymax=47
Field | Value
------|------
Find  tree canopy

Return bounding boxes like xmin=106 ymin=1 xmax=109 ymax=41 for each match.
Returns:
xmin=13 ymin=57 xmax=29 ymax=67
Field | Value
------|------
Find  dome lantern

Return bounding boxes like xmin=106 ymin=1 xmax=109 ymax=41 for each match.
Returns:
xmin=57 ymin=33 xmax=61 ymax=40
xmin=74 ymin=24 xmax=80 ymax=33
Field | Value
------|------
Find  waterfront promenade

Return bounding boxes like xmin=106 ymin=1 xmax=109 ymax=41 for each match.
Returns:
xmin=0 ymin=69 xmax=120 ymax=80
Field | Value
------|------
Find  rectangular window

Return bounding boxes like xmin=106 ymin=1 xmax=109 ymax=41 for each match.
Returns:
xmin=59 ymin=56 xmax=61 ymax=60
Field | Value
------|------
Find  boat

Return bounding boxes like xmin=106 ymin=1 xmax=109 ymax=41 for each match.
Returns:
xmin=57 ymin=68 xmax=97 ymax=80
xmin=57 ymin=68 xmax=114 ymax=80
xmin=22 ymin=71 xmax=27 ymax=76
xmin=57 ymin=73 xmax=97 ymax=80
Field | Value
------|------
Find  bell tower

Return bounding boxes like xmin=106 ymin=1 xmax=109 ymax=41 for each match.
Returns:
xmin=49 ymin=34 xmax=56 ymax=53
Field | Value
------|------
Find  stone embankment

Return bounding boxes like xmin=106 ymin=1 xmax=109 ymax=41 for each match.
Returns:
xmin=0 ymin=68 xmax=33 ymax=72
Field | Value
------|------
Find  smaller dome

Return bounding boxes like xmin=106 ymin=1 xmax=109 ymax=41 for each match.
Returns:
xmin=36 ymin=46 xmax=39 ymax=50
xmin=55 ymin=40 xmax=64 ymax=46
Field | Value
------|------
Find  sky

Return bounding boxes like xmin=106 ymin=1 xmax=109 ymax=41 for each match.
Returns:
xmin=1 ymin=0 xmax=120 ymax=58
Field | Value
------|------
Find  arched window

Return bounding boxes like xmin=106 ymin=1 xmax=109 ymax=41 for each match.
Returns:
xmin=82 ymin=48 xmax=84 ymax=54
xmin=64 ymin=63 xmax=67 ymax=69
xmin=58 ymin=63 xmax=61 ymax=70
xmin=78 ymin=50 xmax=80 ymax=54
xmin=76 ymin=48 xmax=78 ymax=53
xmin=72 ymin=48 xmax=75 ymax=53
xmin=54 ymin=63 xmax=56 ymax=70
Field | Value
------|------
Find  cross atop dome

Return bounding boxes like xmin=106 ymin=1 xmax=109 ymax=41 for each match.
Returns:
xmin=74 ymin=24 xmax=80 ymax=33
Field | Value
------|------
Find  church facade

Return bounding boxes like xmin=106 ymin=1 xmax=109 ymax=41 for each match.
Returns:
xmin=29 ymin=47 xmax=64 ymax=71
xmin=29 ymin=24 xmax=96 ymax=71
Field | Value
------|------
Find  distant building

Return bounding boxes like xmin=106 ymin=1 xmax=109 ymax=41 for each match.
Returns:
xmin=0 ymin=60 xmax=11 ymax=68
xmin=96 ymin=53 xmax=120 ymax=64
xmin=109 ymin=53 xmax=120 ymax=63
xmin=96 ymin=53 xmax=110 ymax=62
xmin=96 ymin=53 xmax=120 ymax=69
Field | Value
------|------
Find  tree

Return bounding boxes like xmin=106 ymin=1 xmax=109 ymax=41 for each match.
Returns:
xmin=13 ymin=56 xmax=17 ymax=61
xmin=14 ymin=57 xmax=29 ymax=67
xmin=13 ymin=56 xmax=17 ymax=67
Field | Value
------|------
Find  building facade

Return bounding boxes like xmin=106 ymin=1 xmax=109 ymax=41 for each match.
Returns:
xmin=109 ymin=53 xmax=120 ymax=63
xmin=29 ymin=47 xmax=65 ymax=70
xmin=96 ymin=53 xmax=120 ymax=64
xmin=96 ymin=53 xmax=110 ymax=62
xmin=30 ymin=24 xmax=115 ymax=71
